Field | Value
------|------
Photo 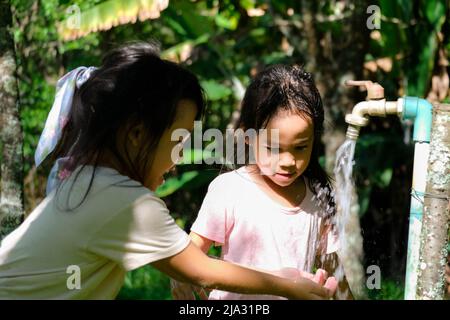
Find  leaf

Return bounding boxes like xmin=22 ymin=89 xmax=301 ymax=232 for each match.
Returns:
xmin=215 ymin=13 xmax=238 ymax=30
xmin=379 ymin=0 xmax=413 ymax=22
xmin=406 ymin=1 xmax=446 ymax=96
xmin=376 ymin=168 xmax=393 ymax=188
xmin=155 ymin=171 xmax=199 ymax=197
xmin=58 ymin=0 xmax=169 ymax=41
xmin=406 ymin=25 xmax=438 ymax=96
xmin=155 ymin=169 xmax=218 ymax=197
xmin=358 ymin=186 xmax=372 ymax=217
xmin=421 ymin=0 xmax=446 ymax=27
xmin=165 ymin=1 xmax=214 ymax=38
xmin=200 ymin=80 xmax=232 ymax=101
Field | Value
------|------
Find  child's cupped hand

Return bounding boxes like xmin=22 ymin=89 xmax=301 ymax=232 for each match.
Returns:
xmin=275 ymin=267 xmax=338 ymax=298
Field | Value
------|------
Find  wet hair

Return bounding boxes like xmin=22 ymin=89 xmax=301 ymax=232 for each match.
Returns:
xmin=49 ymin=41 xmax=205 ymax=209
xmin=236 ymin=64 xmax=335 ymax=217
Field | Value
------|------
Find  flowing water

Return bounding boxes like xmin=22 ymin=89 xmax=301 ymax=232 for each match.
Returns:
xmin=332 ymin=139 xmax=367 ymax=299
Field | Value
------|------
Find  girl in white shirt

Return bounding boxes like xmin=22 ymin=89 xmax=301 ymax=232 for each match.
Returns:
xmin=0 ymin=43 xmax=336 ymax=300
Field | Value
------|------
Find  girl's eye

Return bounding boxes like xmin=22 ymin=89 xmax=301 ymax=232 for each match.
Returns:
xmin=295 ymin=146 xmax=307 ymax=151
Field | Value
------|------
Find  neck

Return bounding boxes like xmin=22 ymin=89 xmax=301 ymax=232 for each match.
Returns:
xmin=247 ymin=165 xmax=306 ymax=204
xmin=90 ymin=148 xmax=140 ymax=181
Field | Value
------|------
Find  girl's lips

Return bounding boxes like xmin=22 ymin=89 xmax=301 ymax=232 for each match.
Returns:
xmin=274 ymin=172 xmax=296 ymax=181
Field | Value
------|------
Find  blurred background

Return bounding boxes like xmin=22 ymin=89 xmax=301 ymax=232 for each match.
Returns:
xmin=1 ymin=0 xmax=449 ymax=299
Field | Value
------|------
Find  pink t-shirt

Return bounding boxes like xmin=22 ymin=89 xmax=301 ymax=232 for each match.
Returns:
xmin=191 ymin=166 xmax=339 ymax=300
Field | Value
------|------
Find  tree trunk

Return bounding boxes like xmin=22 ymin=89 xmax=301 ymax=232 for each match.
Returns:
xmin=416 ymin=103 xmax=450 ymax=300
xmin=0 ymin=0 xmax=24 ymax=240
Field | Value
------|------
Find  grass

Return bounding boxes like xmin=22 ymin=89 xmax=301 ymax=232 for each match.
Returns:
xmin=367 ymin=279 xmax=405 ymax=300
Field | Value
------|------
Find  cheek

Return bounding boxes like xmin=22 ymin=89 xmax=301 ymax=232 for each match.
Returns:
xmin=296 ymin=149 xmax=313 ymax=170
xmin=148 ymin=144 xmax=172 ymax=173
xmin=254 ymin=148 xmax=278 ymax=175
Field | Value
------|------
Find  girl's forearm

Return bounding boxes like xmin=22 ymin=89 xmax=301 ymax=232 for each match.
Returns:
xmin=187 ymin=233 xmax=296 ymax=296
xmin=154 ymin=242 xmax=329 ymax=299
xmin=187 ymin=233 xmax=295 ymax=297
xmin=200 ymin=257 xmax=297 ymax=298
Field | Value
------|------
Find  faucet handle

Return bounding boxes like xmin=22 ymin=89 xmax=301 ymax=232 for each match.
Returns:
xmin=345 ymin=80 xmax=385 ymax=100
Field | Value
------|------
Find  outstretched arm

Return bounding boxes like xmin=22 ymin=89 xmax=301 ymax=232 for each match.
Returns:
xmin=153 ymin=241 xmax=335 ymax=300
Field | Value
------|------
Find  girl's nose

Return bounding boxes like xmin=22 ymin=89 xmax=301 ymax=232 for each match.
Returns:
xmin=278 ymin=153 xmax=296 ymax=168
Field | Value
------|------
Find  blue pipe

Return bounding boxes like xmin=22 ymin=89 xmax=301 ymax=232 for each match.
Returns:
xmin=402 ymin=96 xmax=433 ymax=299
xmin=402 ymin=96 xmax=433 ymax=143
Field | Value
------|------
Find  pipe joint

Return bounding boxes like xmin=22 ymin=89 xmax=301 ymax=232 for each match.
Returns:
xmin=402 ymin=97 xmax=433 ymax=143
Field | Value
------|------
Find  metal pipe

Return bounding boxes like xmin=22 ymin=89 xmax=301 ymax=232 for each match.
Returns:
xmin=345 ymin=99 xmax=403 ymax=140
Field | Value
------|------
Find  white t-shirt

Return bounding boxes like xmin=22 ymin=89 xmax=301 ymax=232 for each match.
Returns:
xmin=0 ymin=165 xmax=190 ymax=299
xmin=191 ymin=166 xmax=339 ymax=300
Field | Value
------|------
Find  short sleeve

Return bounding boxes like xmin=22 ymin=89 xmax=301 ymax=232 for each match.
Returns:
xmin=87 ymin=194 xmax=190 ymax=271
xmin=318 ymin=218 xmax=340 ymax=256
xmin=190 ymin=178 xmax=234 ymax=246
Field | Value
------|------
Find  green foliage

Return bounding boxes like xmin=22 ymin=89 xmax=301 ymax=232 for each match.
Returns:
xmin=117 ymin=265 xmax=172 ymax=300
xmin=201 ymin=80 xmax=233 ymax=101
xmin=156 ymin=168 xmax=218 ymax=198
xmin=368 ymin=279 xmax=405 ymax=300
xmin=10 ymin=0 xmax=449 ymax=300
xmin=374 ymin=0 xmax=448 ymax=97
xmin=156 ymin=171 xmax=199 ymax=197
xmin=354 ymin=131 xmax=411 ymax=217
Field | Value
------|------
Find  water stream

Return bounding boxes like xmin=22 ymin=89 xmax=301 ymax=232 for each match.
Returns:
xmin=333 ymin=138 xmax=367 ymax=299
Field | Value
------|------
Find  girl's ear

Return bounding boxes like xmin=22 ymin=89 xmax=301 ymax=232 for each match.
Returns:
xmin=127 ymin=123 xmax=146 ymax=147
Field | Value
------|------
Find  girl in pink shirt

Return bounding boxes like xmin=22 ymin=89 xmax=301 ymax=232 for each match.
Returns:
xmin=172 ymin=65 xmax=353 ymax=300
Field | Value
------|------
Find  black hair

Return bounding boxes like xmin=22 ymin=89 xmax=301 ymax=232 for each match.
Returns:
xmin=236 ymin=64 xmax=335 ymax=217
xmin=49 ymin=41 xmax=205 ymax=209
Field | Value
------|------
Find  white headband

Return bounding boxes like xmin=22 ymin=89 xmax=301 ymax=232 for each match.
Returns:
xmin=35 ymin=66 xmax=97 ymax=194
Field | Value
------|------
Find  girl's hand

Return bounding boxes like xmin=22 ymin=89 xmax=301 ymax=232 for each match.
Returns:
xmin=252 ymin=267 xmax=336 ymax=299
xmin=310 ymin=268 xmax=338 ymax=293
xmin=288 ymin=276 xmax=336 ymax=300
xmin=170 ymin=278 xmax=209 ymax=300
xmin=275 ymin=267 xmax=338 ymax=294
